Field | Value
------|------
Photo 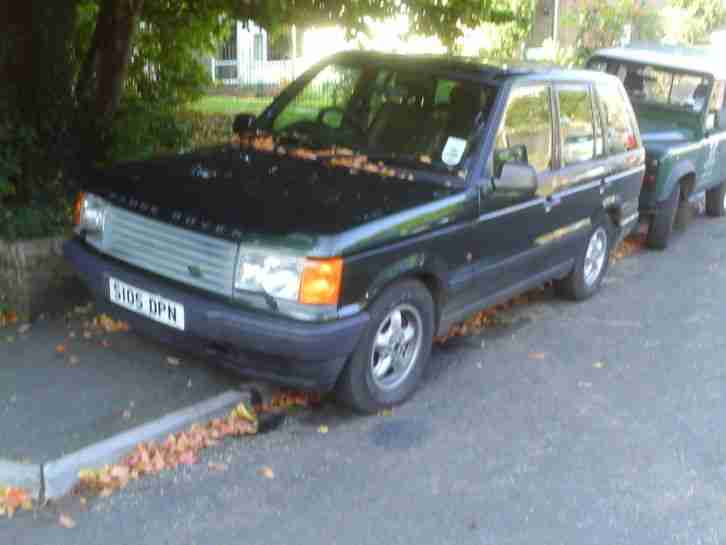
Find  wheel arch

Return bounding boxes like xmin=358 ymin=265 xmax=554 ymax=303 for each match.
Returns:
xmin=659 ymin=160 xmax=696 ymax=202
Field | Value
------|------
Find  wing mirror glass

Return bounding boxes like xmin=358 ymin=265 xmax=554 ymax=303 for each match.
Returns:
xmin=494 ymin=162 xmax=538 ymax=195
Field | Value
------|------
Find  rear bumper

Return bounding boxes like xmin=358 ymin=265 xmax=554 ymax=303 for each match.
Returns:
xmin=64 ymin=239 xmax=369 ymax=391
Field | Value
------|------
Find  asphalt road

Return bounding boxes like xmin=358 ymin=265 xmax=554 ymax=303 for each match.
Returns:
xmin=5 ymin=212 xmax=726 ymax=545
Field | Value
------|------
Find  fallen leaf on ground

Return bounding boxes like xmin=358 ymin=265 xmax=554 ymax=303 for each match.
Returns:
xmin=208 ymin=462 xmax=228 ymax=472
xmin=255 ymin=389 xmax=322 ymax=413
xmin=93 ymin=314 xmax=130 ymax=334
xmin=166 ymin=356 xmax=181 ymax=366
xmin=55 ymin=344 xmax=67 ymax=354
xmin=17 ymin=324 xmax=30 ymax=334
xmin=611 ymin=233 xmax=646 ymax=263
xmin=318 ymin=425 xmax=329 ymax=434
xmin=68 ymin=355 xmax=80 ymax=367
xmin=529 ymin=352 xmax=546 ymax=360
xmin=593 ymin=361 xmax=605 ymax=369
xmin=83 ymin=331 xmax=92 ymax=340
xmin=0 ymin=486 xmax=33 ymax=517
xmin=378 ymin=408 xmax=393 ymax=417
xmin=258 ymin=466 xmax=275 ymax=479
xmin=59 ymin=513 xmax=76 ymax=528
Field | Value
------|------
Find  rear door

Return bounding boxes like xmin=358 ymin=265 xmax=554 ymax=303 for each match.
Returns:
xmin=535 ymin=82 xmax=607 ymax=267
xmin=594 ymin=80 xmax=645 ymax=230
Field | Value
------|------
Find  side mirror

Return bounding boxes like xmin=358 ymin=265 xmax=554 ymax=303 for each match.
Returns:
xmin=233 ymin=113 xmax=256 ymax=135
xmin=494 ymin=162 xmax=538 ymax=195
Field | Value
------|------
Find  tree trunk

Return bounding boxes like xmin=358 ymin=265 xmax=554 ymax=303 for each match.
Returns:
xmin=80 ymin=0 xmax=144 ymax=121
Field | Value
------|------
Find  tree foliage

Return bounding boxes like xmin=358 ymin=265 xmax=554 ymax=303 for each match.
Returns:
xmin=2 ymin=0 xmax=523 ymax=239
xmin=565 ymin=0 xmax=663 ymax=65
xmin=671 ymin=0 xmax=726 ymax=44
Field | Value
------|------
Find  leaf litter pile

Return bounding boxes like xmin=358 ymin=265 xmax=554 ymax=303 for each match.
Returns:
xmin=77 ymin=401 xmax=258 ymax=497
xmin=0 ymin=486 xmax=33 ymax=518
xmin=0 ymin=308 xmax=18 ymax=329
xmin=76 ymin=389 xmax=321 ymax=499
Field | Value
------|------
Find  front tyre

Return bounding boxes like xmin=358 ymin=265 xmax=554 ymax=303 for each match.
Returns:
xmin=646 ymin=184 xmax=680 ymax=249
xmin=706 ymin=180 xmax=726 ymax=217
xmin=556 ymin=217 xmax=612 ymax=301
xmin=336 ymin=279 xmax=434 ymax=414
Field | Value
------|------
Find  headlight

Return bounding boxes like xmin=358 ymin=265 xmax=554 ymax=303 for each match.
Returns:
xmin=235 ymin=250 xmax=303 ymax=301
xmin=74 ymin=192 xmax=108 ymax=233
xmin=234 ymin=250 xmax=344 ymax=305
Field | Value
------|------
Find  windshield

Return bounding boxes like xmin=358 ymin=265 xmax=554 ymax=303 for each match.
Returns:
xmin=253 ymin=59 xmax=497 ymax=177
xmin=589 ymin=58 xmax=711 ymax=114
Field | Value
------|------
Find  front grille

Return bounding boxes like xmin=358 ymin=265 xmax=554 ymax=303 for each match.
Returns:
xmin=103 ymin=205 xmax=238 ymax=296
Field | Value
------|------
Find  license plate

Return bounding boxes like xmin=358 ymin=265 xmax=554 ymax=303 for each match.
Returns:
xmin=109 ymin=277 xmax=185 ymax=331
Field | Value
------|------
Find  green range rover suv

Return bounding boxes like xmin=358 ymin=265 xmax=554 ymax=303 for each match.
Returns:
xmin=589 ymin=45 xmax=726 ymax=248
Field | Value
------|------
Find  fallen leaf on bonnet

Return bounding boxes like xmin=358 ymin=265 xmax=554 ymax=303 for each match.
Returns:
xmin=258 ymin=466 xmax=275 ymax=479
xmin=59 ymin=513 xmax=76 ymax=528
xmin=178 ymin=451 xmax=197 ymax=466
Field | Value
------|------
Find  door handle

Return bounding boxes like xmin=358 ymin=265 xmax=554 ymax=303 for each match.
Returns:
xmin=544 ymin=195 xmax=561 ymax=213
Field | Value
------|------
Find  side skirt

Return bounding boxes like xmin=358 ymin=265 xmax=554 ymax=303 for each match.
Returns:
xmin=436 ymin=260 xmax=574 ymax=336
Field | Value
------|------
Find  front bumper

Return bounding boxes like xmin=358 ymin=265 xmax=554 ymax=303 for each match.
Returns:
xmin=64 ymin=239 xmax=369 ymax=391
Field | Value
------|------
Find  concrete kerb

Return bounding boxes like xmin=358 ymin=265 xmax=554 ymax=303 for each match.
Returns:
xmin=0 ymin=389 xmax=248 ymax=502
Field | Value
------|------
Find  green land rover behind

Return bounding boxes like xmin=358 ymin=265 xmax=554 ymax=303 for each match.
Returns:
xmin=589 ymin=45 xmax=726 ymax=248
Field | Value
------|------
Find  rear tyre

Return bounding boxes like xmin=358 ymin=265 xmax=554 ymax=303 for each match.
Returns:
xmin=646 ymin=184 xmax=680 ymax=250
xmin=706 ymin=180 xmax=726 ymax=217
xmin=336 ymin=279 xmax=434 ymax=414
xmin=555 ymin=217 xmax=613 ymax=301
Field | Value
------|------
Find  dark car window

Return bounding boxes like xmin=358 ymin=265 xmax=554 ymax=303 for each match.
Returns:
xmin=264 ymin=60 xmax=497 ymax=175
xmin=273 ymin=64 xmax=363 ymax=132
xmin=494 ymin=85 xmax=553 ymax=175
xmin=557 ymin=84 xmax=597 ymax=166
xmin=596 ymin=82 xmax=638 ymax=155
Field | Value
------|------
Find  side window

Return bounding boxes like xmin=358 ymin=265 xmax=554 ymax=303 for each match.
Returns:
xmin=596 ymin=82 xmax=638 ymax=155
xmin=494 ymin=85 xmax=553 ymax=176
xmin=557 ymin=84 xmax=596 ymax=166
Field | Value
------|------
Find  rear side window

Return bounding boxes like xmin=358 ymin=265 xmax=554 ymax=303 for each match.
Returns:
xmin=494 ymin=85 xmax=553 ymax=175
xmin=596 ymin=83 xmax=638 ymax=155
xmin=557 ymin=84 xmax=597 ymax=166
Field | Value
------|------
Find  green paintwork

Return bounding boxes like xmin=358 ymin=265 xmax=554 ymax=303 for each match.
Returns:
xmin=590 ymin=48 xmax=726 ymax=211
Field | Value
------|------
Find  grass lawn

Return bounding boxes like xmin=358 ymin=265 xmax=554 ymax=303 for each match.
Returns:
xmin=189 ymin=95 xmax=273 ymax=116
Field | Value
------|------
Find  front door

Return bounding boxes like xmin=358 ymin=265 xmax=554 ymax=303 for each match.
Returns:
xmin=467 ymin=83 xmax=556 ymax=303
